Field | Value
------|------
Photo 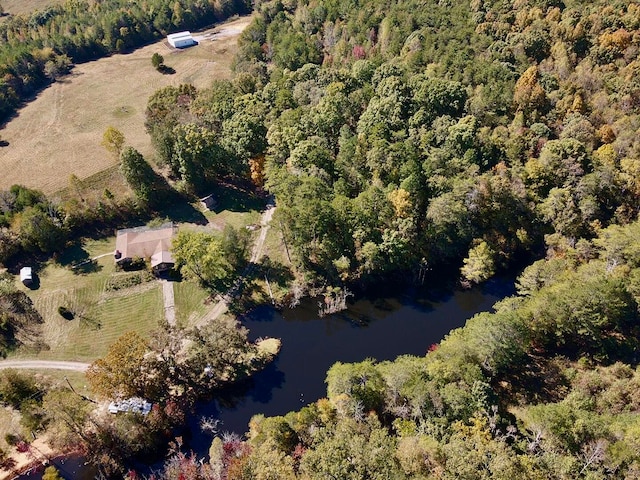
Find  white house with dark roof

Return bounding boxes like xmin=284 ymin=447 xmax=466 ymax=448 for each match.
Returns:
xmin=114 ymin=223 xmax=176 ymax=273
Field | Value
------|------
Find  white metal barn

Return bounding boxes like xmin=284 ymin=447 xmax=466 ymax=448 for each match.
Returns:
xmin=167 ymin=31 xmax=196 ymax=48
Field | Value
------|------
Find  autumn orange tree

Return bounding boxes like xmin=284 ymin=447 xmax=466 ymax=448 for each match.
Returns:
xmin=86 ymin=331 xmax=149 ymax=399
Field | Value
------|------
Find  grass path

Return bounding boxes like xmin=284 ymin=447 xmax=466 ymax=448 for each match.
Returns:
xmin=0 ymin=360 xmax=89 ymax=371
xmin=162 ymin=279 xmax=176 ymax=326
xmin=195 ymin=201 xmax=276 ymax=327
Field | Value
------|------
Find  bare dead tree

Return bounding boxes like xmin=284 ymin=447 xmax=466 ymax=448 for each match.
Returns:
xmin=318 ymin=288 xmax=352 ymax=317
xmin=579 ymin=439 xmax=607 ymax=475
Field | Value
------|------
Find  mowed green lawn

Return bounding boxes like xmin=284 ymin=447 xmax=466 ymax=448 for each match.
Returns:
xmin=173 ymin=281 xmax=210 ymax=327
xmin=11 ymin=195 xmax=264 ymax=361
xmin=13 ymin=238 xmax=164 ymax=362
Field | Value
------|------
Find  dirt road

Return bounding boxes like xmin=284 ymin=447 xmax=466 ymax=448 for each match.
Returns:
xmin=195 ymin=200 xmax=276 ymax=327
xmin=0 ymin=360 xmax=90 ymax=371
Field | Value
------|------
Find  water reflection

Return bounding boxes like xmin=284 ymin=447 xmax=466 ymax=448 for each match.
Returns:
xmin=187 ymin=277 xmax=513 ymax=453
xmin=17 ymin=277 xmax=514 ymax=476
xmin=17 ymin=455 xmax=97 ymax=480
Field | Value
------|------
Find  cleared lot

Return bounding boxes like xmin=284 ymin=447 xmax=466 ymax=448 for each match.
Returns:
xmin=0 ymin=15 xmax=251 ymax=194
xmin=0 ymin=0 xmax=64 ymax=16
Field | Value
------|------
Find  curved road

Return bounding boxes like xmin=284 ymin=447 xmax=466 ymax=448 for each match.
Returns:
xmin=196 ymin=201 xmax=277 ymax=327
xmin=0 ymin=360 xmax=89 ymax=372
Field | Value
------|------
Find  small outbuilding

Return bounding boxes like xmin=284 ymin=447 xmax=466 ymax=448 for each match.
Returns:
xmin=19 ymin=267 xmax=33 ymax=286
xmin=167 ymin=31 xmax=196 ymax=49
xmin=200 ymin=194 xmax=217 ymax=211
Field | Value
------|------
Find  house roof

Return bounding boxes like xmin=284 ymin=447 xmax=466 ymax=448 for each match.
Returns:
xmin=115 ymin=224 xmax=175 ymax=264
xmin=167 ymin=31 xmax=193 ymax=41
xmin=150 ymin=250 xmax=174 ymax=268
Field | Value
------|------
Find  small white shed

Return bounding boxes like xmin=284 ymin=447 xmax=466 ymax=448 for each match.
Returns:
xmin=20 ymin=267 xmax=33 ymax=286
xmin=167 ymin=31 xmax=196 ymax=48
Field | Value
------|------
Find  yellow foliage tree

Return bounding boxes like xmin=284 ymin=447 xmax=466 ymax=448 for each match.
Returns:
xmin=513 ymin=66 xmax=546 ymax=117
xmin=593 ymin=144 xmax=617 ymax=167
xmin=249 ymin=154 xmax=266 ymax=187
xmin=461 ymin=240 xmax=495 ymax=284
xmin=387 ymin=188 xmax=411 ymax=218
xmin=101 ymin=126 xmax=125 ymax=158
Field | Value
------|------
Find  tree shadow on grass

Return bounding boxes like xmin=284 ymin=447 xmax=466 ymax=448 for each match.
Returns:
xmin=255 ymin=257 xmax=294 ymax=291
xmin=158 ymin=65 xmax=176 ymax=75
xmin=227 ymin=259 xmax=294 ymax=315
xmin=79 ymin=314 xmax=102 ymax=331
xmin=207 ymin=182 xmax=266 ymax=214
xmin=151 ymin=176 xmax=209 ymax=225
xmin=56 ymin=242 xmax=104 ymax=275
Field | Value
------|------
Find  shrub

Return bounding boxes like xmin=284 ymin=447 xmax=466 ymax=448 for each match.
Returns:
xmin=152 ymin=53 xmax=164 ymax=70
xmin=58 ymin=306 xmax=74 ymax=320
xmin=4 ymin=433 xmax=19 ymax=446
xmin=105 ymin=271 xmax=154 ymax=292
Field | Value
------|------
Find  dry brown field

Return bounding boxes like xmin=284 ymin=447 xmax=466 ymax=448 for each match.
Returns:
xmin=1 ymin=0 xmax=64 ymax=16
xmin=0 ymin=15 xmax=251 ymax=194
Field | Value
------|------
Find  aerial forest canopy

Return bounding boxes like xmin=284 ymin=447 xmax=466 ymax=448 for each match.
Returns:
xmin=145 ymin=0 xmax=640 ymax=289
xmin=0 ymin=0 xmax=252 ymax=121
xmin=138 ymin=0 xmax=640 ymax=477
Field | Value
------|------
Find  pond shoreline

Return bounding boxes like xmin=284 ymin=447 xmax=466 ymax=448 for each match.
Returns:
xmin=0 ymin=438 xmax=78 ymax=480
xmin=13 ymin=275 xmax=516 ymax=479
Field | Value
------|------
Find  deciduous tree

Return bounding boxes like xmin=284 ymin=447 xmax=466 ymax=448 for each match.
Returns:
xmin=461 ymin=240 xmax=496 ymax=284
xmin=171 ymin=231 xmax=233 ymax=291
xmin=101 ymin=126 xmax=125 ymax=158
xmin=86 ymin=331 xmax=149 ymax=398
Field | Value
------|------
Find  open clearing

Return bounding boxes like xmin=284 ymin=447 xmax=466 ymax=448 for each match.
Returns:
xmin=0 ymin=0 xmax=63 ymax=16
xmin=10 ymin=238 xmax=165 ymax=362
xmin=0 ymin=15 xmax=252 ymax=194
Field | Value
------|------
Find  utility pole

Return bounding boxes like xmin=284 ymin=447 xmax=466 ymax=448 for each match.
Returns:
xmin=65 ymin=376 xmax=97 ymax=404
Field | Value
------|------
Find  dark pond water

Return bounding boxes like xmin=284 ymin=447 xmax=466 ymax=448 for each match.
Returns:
xmin=185 ymin=277 xmax=514 ymax=452
xmin=17 ymin=455 xmax=97 ymax=480
xmin=18 ymin=277 xmax=514 ymax=478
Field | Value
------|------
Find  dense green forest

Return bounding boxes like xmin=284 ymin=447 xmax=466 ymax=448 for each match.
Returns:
xmin=145 ymin=0 xmax=640 ymax=290
xmin=136 ymin=0 xmax=640 ymax=477
xmin=2 ymin=0 xmax=640 ymax=476
xmin=0 ymin=0 xmax=251 ymax=120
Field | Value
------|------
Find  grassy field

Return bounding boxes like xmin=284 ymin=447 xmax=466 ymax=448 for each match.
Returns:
xmin=1 ymin=0 xmax=63 ymax=16
xmin=0 ymin=15 xmax=251 ymax=195
xmin=12 ymin=238 xmax=164 ymax=362
xmin=173 ymin=281 xmax=210 ymax=327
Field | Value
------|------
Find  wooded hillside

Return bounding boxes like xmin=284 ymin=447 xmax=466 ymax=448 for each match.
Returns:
xmin=139 ymin=0 xmax=640 ymax=477
xmin=146 ymin=0 xmax=640 ymax=291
